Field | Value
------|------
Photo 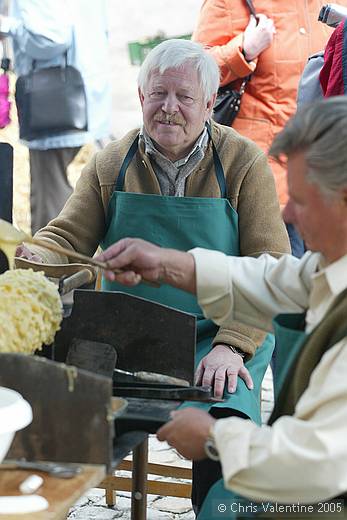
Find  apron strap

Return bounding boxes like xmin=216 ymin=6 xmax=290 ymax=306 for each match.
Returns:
xmin=115 ymin=126 xmax=227 ymax=198
xmin=206 ymin=122 xmax=227 ymax=198
xmin=115 ymin=134 xmax=139 ymax=192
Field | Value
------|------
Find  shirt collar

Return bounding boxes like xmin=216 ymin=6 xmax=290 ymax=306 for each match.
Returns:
xmin=312 ymin=253 xmax=347 ymax=297
xmin=140 ymin=126 xmax=208 ymax=166
xmin=323 ymin=253 xmax=347 ymax=296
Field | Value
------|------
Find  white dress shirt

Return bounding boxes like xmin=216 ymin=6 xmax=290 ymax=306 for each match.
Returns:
xmin=190 ymin=249 xmax=347 ymax=503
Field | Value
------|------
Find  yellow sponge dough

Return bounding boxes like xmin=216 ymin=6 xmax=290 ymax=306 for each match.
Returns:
xmin=0 ymin=269 xmax=62 ymax=354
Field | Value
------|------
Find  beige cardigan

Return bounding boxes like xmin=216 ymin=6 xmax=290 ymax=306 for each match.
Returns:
xmin=31 ymin=121 xmax=290 ymax=356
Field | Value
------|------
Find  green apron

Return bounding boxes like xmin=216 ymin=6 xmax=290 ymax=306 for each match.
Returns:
xmin=198 ymin=313 xmax=308 ymax=520
xmin=100 ymin=129 xmax=274 ymax=423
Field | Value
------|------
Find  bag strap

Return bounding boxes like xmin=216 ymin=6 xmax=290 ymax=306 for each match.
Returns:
xmin=32 ymin=51 xmax=69 ymax=71
xmin=241 ymin=0 xmax=257 ymax=87
xmin=245 ymin=0 xmax=257 ymax=18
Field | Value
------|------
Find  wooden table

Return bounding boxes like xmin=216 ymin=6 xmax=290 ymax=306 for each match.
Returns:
xmin=0 ymin=463 xmax=105 ymax=519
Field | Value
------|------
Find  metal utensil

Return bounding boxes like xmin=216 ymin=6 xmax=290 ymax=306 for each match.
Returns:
xmin=6 ymin=459 xmax=82 ymax=479
xmin=114 ymin=368 xmax=189 ymax=387
xmin=113 ymin=384 xmax=222 ymax=402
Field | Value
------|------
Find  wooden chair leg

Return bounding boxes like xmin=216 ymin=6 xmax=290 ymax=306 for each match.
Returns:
xmin=105 ymin=484 xmax=116 ymax=507
xmin=131 ymin=437 xmax=148 ymax=520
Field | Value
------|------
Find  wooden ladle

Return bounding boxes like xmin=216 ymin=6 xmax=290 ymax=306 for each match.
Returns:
xmin=0 ymin=219 xmax=159 ymax=287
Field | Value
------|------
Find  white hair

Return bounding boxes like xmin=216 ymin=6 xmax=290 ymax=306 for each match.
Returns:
xmin=270 ymin=96 xmax=347 ymax=199
xmin=137 ymin=39 xmax=220 ymax=102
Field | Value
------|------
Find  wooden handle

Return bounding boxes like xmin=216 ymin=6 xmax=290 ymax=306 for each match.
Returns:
xmin=28 ymin=237 xmax=109 ymax=269
xmin=14 ymin=257 xmax=97 ymax=279
xmin=59 ymin=269 xmax=95 ymax=295
xmin=135 ymin=371 xmax=189 ymax=387
xmin=27 ymin=237 xmax=160 ymax=288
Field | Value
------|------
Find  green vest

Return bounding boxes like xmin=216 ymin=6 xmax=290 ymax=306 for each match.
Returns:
xmin=269 ymin=287 xmax=347 ymax=424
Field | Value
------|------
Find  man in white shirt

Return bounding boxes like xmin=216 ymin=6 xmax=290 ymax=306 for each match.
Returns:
xmin=97 ymin=96 xmax=347 ymax=516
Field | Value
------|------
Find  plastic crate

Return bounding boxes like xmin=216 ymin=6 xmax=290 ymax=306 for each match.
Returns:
xmin=127 ymin=33 xmax=192 ymax=66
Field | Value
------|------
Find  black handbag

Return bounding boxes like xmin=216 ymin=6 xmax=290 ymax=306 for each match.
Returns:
xmin=213 ymin=0 xmax=256 ymax=126
xmin=15 ymin=53 xmax=88 ymax=141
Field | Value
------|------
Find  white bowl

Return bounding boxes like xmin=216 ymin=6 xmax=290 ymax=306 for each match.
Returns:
xmin=0 ymin=386 xmax=32 ymax=463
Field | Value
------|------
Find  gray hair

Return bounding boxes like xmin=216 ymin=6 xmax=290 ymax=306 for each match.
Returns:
xmin=269 ymin=96 xmax=347 ymax=198
xmin=137 ymin=39 xmax=220 ymax=102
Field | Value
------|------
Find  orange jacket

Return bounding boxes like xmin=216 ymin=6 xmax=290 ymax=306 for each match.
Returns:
xmin=193 ymin=0 xmax=344 ymax=205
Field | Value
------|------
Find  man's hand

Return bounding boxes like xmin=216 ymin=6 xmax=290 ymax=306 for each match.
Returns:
xmin=96 ymin=238 xmax=163 ymax=285
xmin=243 ymin=14 xmax=276 ymax=61
xmin=157 ymin=408 xmax=216 ymax=460
xmin=195 ymin=344 xmax=253 ymax=399
xmin=96 ymin=238 xmax=196 ymax=293
xmin=16 ymin=244 xmax=43 ymax=262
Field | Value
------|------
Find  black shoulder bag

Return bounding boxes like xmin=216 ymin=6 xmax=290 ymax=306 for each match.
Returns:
xmin=15 ymin=51 xmax=88 ymax=141
xmin=213 ymin=0 xmax=256 ymax=126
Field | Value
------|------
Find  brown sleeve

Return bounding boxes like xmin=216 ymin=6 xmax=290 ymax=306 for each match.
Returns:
xmin=237 ymin=151 xmax=290 ymax=259
xmin=213 ymin=323 xmax=267 ymax=360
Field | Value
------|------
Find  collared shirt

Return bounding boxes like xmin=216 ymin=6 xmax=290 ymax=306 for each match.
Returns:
xmin=140 ymin=127 xmax=208 ymax=196
xmin=189 ymin=248 xmax=347 ymax=503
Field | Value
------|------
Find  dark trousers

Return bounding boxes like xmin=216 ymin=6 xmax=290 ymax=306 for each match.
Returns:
xmin=192 ymin=407 xmax=248 ymax=515
xmin=29 ymin=146 xmax=81 ymax=234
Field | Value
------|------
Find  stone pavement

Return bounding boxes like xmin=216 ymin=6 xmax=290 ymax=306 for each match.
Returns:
xmin=67 ymin=367 xmax=274 ymax=520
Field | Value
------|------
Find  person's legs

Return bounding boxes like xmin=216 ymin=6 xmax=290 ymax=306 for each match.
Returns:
xmin=29 ymin=146 xmax=81 ymax=234
xmin=192 ymin=407 xmax=248 ymax=516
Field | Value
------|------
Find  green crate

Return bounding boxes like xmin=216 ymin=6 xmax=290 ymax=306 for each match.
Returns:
xmin=127 ymin=33 xmax=192 ymax=66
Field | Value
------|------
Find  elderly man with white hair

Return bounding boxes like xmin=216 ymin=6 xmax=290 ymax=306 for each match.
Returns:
xmin=18 ymin=39 xmax=289 ymax=510
xmin=98 ymin=97 xmax=347 ymax=517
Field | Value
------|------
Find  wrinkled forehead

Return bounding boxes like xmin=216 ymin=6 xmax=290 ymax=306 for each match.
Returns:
xmin=145 ymin=65 xmax=202 ymax=92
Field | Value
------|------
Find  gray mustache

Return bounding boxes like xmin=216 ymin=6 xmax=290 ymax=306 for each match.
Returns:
xmin=154 ymin=113 xmax=185 ymax=125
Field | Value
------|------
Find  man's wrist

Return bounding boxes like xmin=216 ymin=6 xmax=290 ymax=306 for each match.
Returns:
xmin=161 ymin=250 xmax=196 ymax=294
xmin=215 ymin=343 xmax=246 ymax=358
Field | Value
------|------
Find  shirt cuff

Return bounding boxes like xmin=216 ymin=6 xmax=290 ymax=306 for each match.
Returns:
xmin=213 ymin=416 xmax=258 ymax=485
xmin=189 ymin=248 xmax=234 ymax=325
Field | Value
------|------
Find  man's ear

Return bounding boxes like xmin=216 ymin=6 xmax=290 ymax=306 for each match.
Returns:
xmin=138 ymin=87 xmax=144 ymax=107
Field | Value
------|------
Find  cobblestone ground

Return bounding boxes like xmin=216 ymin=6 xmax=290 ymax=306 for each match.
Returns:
xmin=67 ymin=367 xmax=274 ymax=520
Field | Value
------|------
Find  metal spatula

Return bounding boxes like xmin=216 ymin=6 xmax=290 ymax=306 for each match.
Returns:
xmin=3 ymin=459 xmax=82 ymax=478
xmin=114 ymin=368 xmax=189 ymax=387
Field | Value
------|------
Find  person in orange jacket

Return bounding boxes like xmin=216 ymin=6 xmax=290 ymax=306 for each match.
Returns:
xmin=192 ymin=0 xmax=347 ymax=256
